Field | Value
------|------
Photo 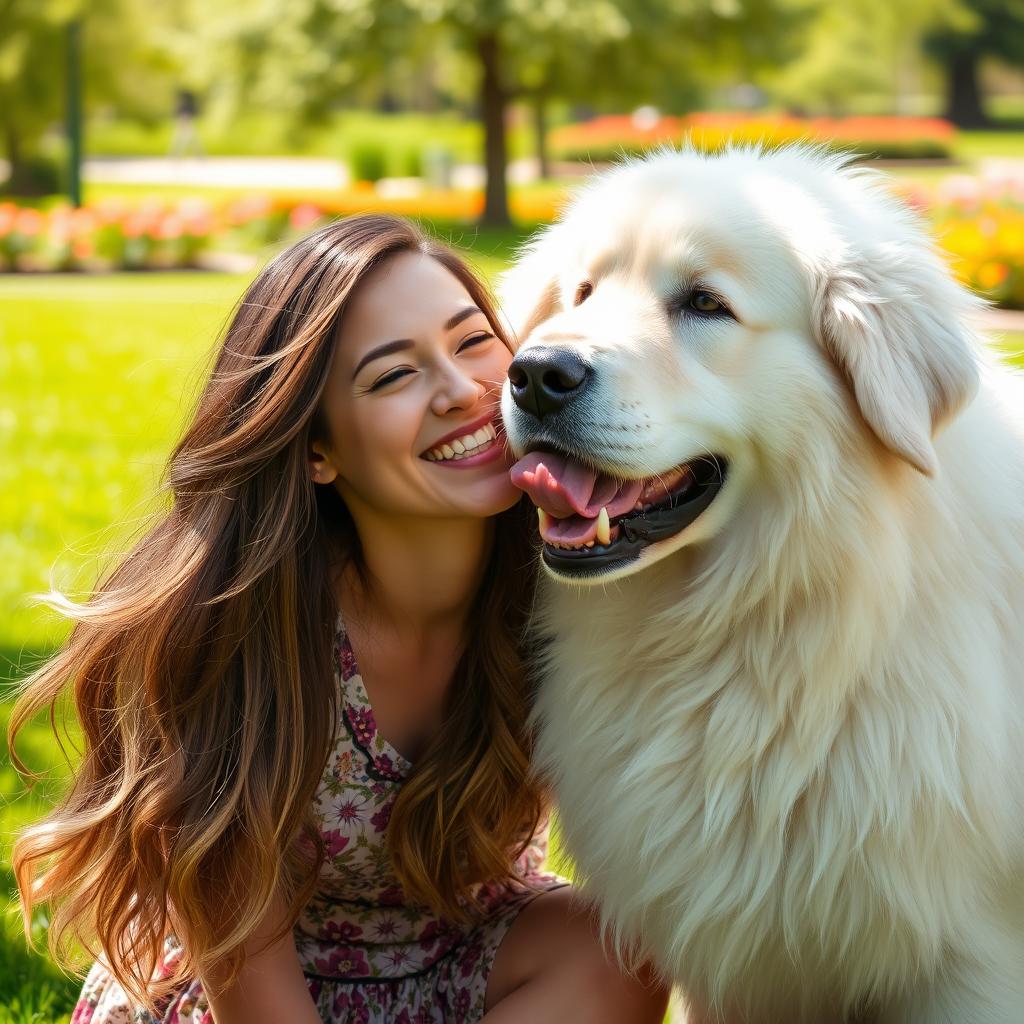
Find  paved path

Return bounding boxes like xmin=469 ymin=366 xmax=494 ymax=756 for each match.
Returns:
xmin=80 ymin=155 xmax=547 ymax=190
xmin=976 ymin=307 xmax=1024 ymax=333
xmin=84 ymin=155 xmax=353 ymax=190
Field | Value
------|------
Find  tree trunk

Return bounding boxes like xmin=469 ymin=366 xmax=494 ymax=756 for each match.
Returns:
xmin=533 ymin=91 xmax=550 ymax=181
xmin=943 ymin=49 xmax=988 ymax=128
xmin=476 ymin=32 xmax=510 ymax=227
xmin=2 ymin=117 xmax=35 ymax=196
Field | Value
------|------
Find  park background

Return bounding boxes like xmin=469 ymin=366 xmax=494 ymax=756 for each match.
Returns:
xmin=3 ymin=1 xmax=1024 ymax=1020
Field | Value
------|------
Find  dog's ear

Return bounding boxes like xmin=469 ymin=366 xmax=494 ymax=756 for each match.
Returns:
xmin=813 ymin=247 xmax=980 ymax=478
xmin=496 ymin=228 xmax=564 ymax=350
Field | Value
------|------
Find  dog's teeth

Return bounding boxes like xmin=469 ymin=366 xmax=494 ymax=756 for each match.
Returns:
xmin=537 ymin=508 xmax=550 ymax=534
xmin=596 ymin=507 xmax=611 ymax=546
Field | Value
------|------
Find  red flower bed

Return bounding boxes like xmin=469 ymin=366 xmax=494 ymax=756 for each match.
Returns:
xmin=552 ymin=113 xmax=956 ymax=162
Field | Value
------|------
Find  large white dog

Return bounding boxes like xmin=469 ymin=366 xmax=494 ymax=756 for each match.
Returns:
xmin=498 ymin=145 xmax=1024 ymax=1024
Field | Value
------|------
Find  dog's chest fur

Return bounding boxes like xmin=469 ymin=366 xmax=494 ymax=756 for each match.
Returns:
xmin=531 ymin=471 xmax=1023 ymax=1020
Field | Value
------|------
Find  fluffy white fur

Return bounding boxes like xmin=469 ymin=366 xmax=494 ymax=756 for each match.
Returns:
xmin=498 ymin=146 xmax=1024 ymax=1023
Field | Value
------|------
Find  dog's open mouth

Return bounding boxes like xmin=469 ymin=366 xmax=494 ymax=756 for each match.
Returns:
xmin=510 ymin=449 xmax=728 ymax=573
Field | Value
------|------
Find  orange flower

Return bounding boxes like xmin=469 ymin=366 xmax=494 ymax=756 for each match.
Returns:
xmin=976 ymin=262 xmax=1010 ymax=290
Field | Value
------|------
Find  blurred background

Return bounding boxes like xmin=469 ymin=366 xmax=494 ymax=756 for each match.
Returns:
xmin=2 ymin=2 xmax=1023 ymax=1020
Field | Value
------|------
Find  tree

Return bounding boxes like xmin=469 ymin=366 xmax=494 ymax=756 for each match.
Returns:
xmin=761 ymin=0 xmax=969 ymax=117
xmin=214 ymin=0 xmax=810 ymax=225
xmin=925 ymin=0 xmax=1024 ymax=127
xmin=0 ymin=0 xmax=178 ymax=193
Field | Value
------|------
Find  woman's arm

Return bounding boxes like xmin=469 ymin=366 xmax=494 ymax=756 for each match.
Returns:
xmin=194 ymin=890 xmax=322 ymax=1024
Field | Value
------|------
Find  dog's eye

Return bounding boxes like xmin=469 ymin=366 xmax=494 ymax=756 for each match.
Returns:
xmin=690 ymin=291 xmax=722 ymax=314
xmin=574 ymin=282 xmax=593 ymax=306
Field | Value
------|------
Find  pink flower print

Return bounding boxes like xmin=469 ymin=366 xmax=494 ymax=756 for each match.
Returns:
xmin=345 ymin=705 xmax=376 ymax=747
xmin=323 ymin=919 xmax=364 ymax=942
xmin=394 ymin=1011 xmax=415 ymax=1024
xmin=383 ymin=946 xmax=415 ymax=971
xmin=370 ymin=800 xmax=394 ymax=833
xmin=373 ymin=915 xmax=399 ymax=940
xmin=417 ymin=918 xmax=458 ymax=953
xmin=374 ymin=752 xmax=402 ymax=779
xmin=460 ymin=939 xmax=483 ymax=979
xmin=337 ymin=639 xmax=358 ymax=680
xmin=322 ymin=828 xmax=350 ymax=858
xmin=454 ymin=988 xmax=471 ymax=1017
xmin=315 ymin=945 xmax=370 ymax=977
xmin=348 ymin=990 xmax=371 ymax=1024
xmin=333 ymin=796 xmax=367 ymax=827
xmin=416 ymin=1007 xmax=435 ymax=1024
xmin=377 ymin=884 xmax=405 ymax=906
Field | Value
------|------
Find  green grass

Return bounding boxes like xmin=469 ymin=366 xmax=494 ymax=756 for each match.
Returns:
xmin=1 ymin=270 xmax=255 ymax=1022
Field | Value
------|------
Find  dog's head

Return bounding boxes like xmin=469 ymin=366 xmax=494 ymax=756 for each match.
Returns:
xmin=500 ymin=144 xmax=982 ymax=584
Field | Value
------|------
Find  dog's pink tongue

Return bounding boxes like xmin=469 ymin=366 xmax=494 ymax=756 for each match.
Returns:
xmin=510 ymin=452 xmax=643 ymax=520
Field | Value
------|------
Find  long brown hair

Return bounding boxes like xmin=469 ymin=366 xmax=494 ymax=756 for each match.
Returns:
xmin=8 ymin=214 xmax=546 ymax=1014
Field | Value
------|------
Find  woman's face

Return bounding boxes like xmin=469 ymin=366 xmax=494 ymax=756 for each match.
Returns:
xmin=311 ymin=250 xmax=520 ymax=521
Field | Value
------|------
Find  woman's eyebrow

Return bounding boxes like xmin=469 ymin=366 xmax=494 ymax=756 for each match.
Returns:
xmin=351 ymin=306 xmax=483 ymax=379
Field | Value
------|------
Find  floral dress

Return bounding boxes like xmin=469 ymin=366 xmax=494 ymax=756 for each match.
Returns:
xmin=71 ymin=610 xmax=570 ymax=1023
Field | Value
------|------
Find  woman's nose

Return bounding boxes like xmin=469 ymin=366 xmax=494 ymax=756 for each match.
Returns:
xmin=430 ymin=363 xmax=486 ymax=416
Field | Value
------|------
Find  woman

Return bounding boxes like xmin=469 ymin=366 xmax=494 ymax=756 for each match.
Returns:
xmin=10 ymin=214 xmax=670 ymax=1023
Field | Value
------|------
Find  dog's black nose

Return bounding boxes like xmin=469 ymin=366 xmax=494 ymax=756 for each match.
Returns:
xmin=508 ymin=347 xmax=589 ymax=420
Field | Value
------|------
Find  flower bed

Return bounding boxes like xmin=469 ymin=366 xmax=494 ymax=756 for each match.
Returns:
xmin=0 ymin=188 xmax=567 ymax=273
xmin=901 ymin=174 xmax=1024 ymax=310
xmin=0 ymin=199 xmax=215 ymax=272
xmin=551 ymin=113 xmax=956 ymax=163
xmin=6 ymin=174 xmax=1024 ymax=310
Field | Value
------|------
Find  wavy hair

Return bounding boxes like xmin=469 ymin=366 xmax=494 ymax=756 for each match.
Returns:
xmin=8 ymin=214 xmax=547 ymax=1014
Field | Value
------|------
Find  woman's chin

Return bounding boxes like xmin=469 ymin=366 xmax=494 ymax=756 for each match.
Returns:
xmin=464 ymin=478 xmax=524 ymax=518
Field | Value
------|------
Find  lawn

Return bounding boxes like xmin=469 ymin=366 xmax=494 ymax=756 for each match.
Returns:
xmin=3 ymin=250 xmax=1023 ymax=1022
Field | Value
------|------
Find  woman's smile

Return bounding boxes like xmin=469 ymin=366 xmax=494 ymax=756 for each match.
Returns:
xmin=421 ymin=413 xmax=505 ymax=468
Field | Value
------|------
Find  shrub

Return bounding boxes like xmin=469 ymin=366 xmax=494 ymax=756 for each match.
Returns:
xmin=348 ymin=142 xmax=389 ymax=183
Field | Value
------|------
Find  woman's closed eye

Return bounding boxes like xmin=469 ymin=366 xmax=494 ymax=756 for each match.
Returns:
xmin=458 ymin=331 xmax=495 ymax=353
xmin=365 ymin=367 xmax=412 ymax=391
xmin=363 ymin=333 xmax=495 ymax=392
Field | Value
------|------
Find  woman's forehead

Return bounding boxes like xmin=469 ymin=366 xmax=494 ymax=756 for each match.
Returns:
xmin=340 ymin=253 xmax=477 ymax=350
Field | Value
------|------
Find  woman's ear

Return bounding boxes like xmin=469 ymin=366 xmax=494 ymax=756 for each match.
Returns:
xmin=497 ymin=226 xmax=565 ymax=351
xmin=309 ymin=441 xmax=337 ymax=485
xmin=812 ymin=244 xmax=981 ymax=478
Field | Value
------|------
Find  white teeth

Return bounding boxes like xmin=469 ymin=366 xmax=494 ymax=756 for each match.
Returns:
xmin=596 ymin=507 xmax=611 ymax=546
xmin=537 ymin=508 xmax=550 ymax=533
xmin=425 ymin=422 xmax=498 ymax=462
